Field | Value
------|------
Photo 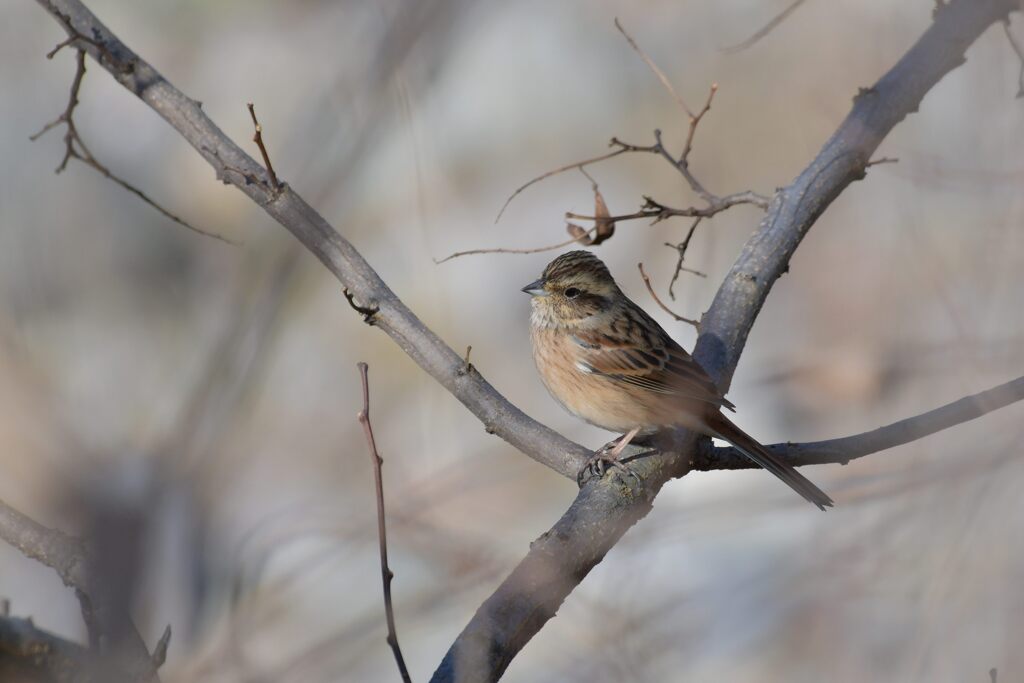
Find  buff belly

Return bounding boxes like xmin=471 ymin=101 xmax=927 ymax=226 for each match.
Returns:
xmin=530 ymin=325 xmax=706 ymax=435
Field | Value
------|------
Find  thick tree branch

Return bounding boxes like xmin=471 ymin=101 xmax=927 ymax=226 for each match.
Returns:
xmin=32 ymin=0 xmax=591 ymax=481
xmin=433 ymin=1 xmax=1019 ymax=680
xmin=698 ymin=374 xmax=1024 ymax=471
xmin=694 ymin=0 xmax=1019 ymax=390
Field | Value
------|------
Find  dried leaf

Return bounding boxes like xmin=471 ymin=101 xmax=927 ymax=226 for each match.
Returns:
xmin=566 ymin=222 xmax=594 ymax=245
xmin=589 ymin=187 xmax=616 ymax=245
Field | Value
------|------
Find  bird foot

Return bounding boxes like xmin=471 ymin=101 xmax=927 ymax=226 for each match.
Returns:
xmin=576 ymin=439 xmax=642 ymax=487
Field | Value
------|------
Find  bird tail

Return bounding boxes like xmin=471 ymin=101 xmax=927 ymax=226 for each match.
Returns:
xmin=704 ymin=413 xmax=834 ymax=511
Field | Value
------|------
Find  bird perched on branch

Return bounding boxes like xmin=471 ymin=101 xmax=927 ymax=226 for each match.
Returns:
xmin=523 ymin=250 xmax=832 ymax=510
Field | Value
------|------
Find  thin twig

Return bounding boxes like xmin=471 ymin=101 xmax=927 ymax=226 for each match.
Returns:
xmin=494 ymin=145 xmax=631 ymax=223
xmin=722 ymin=0 xmax=811 ymax=53
xmin=565 ymin=192 xmax=766 ymax=224
xmin=1003 ymin=19 xmax=1024 ymax=97
xmin=614 ymin=18 xmax=693 ymax=117
xmin=356 ymin=363 xmax=413 ymax=683
xmin=637 ymin=263 xmax=700 ymax=329
xmin=45 ymin=9 xmax=127 ymax=68
xmin=494 ymin=125 xmax=767 ymax=242
xmin=679 ymin=84 xmax=717 ymax=176
xmin=31 ymin=49 xmax=234 ymax=244
xmin=865 ymin=156 xmax=900 ymax=168
xmin=434 ymin=226 xmax=598 ymax=263
xmin=247 ymin=102 xmax=282 ymax=189
xmin=666 ymin=217 xmax=707 ymax=301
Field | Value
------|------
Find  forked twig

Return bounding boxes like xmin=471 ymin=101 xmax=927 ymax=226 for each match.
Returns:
xmin=637 ymin=263 xmax=700 ymax=329
xmin=494 ymin=146 xmax=631 ymax=223
xmin=434 ymin=226 xmax=598 ymax=263
xmin=486 ymin=21 xmax=768 ymax=262
xmin=679 ymin=85 xmax=717 ymax=183
xmin=356 ymin=363 xmax=412 ymax=683
xmin=31 ymin=42 xmax=233 ymax=244
xmin=665 ymin=217 xmax=707 ymax=300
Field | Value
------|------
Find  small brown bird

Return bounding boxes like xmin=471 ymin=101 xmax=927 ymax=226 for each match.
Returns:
xmin=524 ymin=250 xmax=832 ymax=510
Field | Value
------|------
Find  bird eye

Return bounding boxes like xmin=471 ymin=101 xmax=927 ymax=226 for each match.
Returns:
xmin=564 ymin=287 xmax=581 ymax=299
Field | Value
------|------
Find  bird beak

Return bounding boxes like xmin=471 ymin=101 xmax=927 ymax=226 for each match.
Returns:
xmin=521 ymin=278 xmax=547 ymax=297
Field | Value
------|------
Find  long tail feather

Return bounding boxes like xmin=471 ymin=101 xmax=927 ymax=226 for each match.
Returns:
xmin=706 ymin=413 xmax=834 ymax=511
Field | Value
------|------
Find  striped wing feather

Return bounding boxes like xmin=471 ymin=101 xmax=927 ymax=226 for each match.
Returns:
xmin=571 ymin=326 xmax=735 ymax=411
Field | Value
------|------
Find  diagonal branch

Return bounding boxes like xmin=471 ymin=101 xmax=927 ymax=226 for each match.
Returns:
xmin=32 ymin=0 xmax=592 ymax=481
xmin=698 ymin=374 xmax=1024 ymax=471
xmin=693 ymin=0 xmax=1020 ymax=391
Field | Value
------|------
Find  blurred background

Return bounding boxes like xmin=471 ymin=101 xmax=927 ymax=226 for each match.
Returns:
xmin=2 ymin=0 xmax=1023 ymax=681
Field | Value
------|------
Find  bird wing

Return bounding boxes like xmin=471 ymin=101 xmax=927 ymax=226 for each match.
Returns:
xmin=571 ymin=320 xmax=735 ymax=411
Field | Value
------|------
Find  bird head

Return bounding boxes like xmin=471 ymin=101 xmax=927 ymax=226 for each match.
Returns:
xmin=522 ymin=250 xmax=619 ymax=327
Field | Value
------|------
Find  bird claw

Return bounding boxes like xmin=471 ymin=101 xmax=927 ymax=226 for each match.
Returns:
xmin=576 ymin=446 xmax=642 ymax=487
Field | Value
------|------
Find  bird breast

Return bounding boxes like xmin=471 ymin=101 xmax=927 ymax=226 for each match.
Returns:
xmin=529 ymin=324 xmax=662 ymax=434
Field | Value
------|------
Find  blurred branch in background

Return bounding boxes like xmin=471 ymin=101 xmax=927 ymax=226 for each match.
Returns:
xmin=1003 ymin=18 xmax=1024 ymax=96
xmin=722 ymin=0 xmax=811 ymax=53
xmin=0 ymin=497 xmax=165 ymax=681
